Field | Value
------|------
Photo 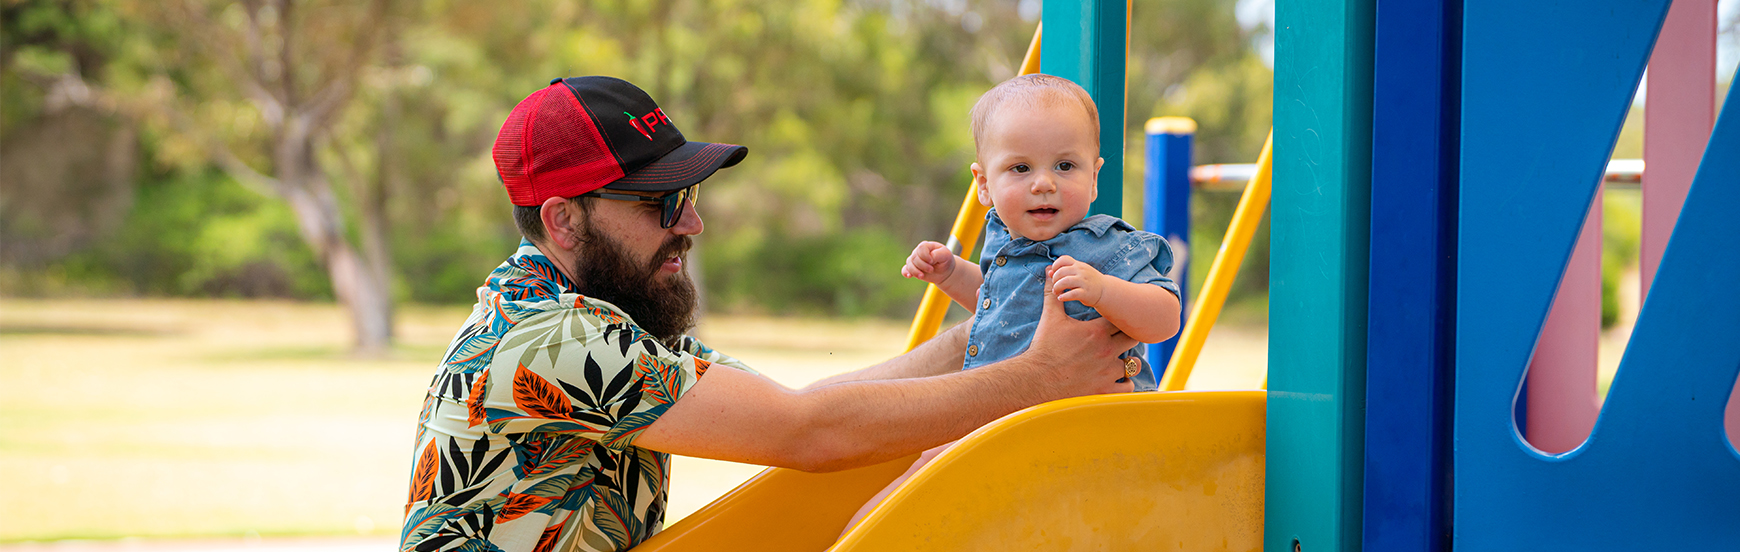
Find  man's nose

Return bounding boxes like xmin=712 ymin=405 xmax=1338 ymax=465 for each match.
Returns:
xmin=671 ymin=197 xmax=704 ymax=235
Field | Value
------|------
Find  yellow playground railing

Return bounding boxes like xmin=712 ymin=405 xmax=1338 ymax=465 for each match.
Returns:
xmin=1161 ymin=133 xmax=1273 ymax=391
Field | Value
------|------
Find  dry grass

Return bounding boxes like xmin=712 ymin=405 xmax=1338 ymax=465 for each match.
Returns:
xmin=0 ymin=297 xmax=1273 ymax=543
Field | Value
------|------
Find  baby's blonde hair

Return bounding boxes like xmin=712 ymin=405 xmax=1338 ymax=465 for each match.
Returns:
xmin=968 ymin=74 xmax=1101 ymax=158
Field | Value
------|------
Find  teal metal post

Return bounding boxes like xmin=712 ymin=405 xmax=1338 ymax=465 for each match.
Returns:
xmin=1270 ymin=0 xmax=1375 ymax=550
xmin=1041 ymin=0 xmax=1127 ymax=217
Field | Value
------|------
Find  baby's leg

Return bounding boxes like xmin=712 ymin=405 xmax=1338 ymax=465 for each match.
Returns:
xmin=840 ymin=441 xmax=955 ymax=537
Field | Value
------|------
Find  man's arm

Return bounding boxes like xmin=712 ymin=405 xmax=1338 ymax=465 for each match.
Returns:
xmin=800 ymin=321 xmax=970 ymax=389
xmin=633 ymin=282 xmax=1137 ymax=472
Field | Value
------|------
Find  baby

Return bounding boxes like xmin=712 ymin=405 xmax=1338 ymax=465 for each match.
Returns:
xmin=844 ymin=74 xmax=1182 ymax=533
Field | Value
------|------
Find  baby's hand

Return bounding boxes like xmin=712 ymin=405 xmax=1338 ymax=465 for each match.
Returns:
xmin=1046 ymin=255 xmax=1106 ymax=307
xmin=901 ymin=241 xmax=957 ymax=285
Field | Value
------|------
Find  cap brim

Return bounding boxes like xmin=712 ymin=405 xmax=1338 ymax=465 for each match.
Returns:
xmin=607 ymin=141 xmax=748 ymax=192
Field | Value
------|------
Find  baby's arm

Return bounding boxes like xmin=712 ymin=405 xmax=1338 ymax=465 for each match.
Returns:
xmin=901 ymin=241 xmax=985 ymax=311
xmin=1047 ymin=255 xmax=1181 ymax=343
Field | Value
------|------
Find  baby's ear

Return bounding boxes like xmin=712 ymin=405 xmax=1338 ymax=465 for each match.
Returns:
xmin=1088 ymin=157 xmax=1105 ymax=202
xmin=971 ymin=163 xmax=993 ymax=207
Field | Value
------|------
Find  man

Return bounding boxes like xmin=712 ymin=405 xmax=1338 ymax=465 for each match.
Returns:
xmin=399 ymin=76 xmax=1137 ymax=552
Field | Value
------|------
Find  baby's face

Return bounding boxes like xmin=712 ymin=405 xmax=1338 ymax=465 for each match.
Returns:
xmin=972 ymin=101 xmax=1102 ymax=242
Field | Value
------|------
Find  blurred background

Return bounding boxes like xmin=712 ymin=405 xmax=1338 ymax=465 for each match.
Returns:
xmin=0 ymin=0 xmax=1734 ymax=547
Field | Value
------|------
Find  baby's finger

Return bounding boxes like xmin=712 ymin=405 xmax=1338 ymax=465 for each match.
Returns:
xmin=1058 ymin=288 xmax=1085 ymax=303
xmin=1053 ymin=275 xmax=1082 ymax=294
xmin=925 ymin=247 xmax=953 ymax=264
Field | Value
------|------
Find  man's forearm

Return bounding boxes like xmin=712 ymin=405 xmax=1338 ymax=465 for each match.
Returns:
xmin=802 ymin=322 xmax=968 ymax=389
xmin=637 ymin=287 xmax=1136 ymax=473
xmin=786 ymin=354 xmax=1064 ymax=471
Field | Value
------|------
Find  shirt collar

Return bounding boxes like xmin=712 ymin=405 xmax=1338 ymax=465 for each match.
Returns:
xmin=486 ymin=238 xmax=580 ymax=303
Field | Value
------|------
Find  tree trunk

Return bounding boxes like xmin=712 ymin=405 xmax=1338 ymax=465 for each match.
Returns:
xmin=277 ymin=117 xmax=395 ymax=355
xmin=328 ymin=240 xmax=394 ymax=354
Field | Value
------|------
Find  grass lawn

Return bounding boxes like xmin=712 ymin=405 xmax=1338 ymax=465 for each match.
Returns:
xmin=0 ymin=298 xmax=921 ymax=542
xmin=0 ymin=293 xmax=1647 ymax=544
xmin=0 ymin=297 xmax=1283 ymax=543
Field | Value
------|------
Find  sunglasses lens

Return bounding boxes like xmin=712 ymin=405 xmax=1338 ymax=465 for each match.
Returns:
xmin=661 ymin=187 xmax=691 ymax=229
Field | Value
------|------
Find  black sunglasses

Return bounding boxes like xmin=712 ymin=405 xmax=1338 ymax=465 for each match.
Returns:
xmin=578 ymin=185 xmax=699 ymax=229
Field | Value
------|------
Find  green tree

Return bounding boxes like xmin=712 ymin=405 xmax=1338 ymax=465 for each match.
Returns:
xmin=4 ymin=0 xmax=1274 ymax=323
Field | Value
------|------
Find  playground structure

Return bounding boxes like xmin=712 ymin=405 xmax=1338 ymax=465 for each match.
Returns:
xmin=637 ymin=0 xmax=1740 ymax=550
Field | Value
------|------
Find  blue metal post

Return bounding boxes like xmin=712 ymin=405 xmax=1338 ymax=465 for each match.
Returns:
xmin=1041 ymin=0 xmax=1127 ymax=218
xmin=1364 ymin=0 xmax=1458 ymax=550
xmin=1142 ymin=117 xmax=1194 ymax=377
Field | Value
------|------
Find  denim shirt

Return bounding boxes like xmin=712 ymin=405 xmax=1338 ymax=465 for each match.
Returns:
xmin=962 ymin=209 xmax=1180 ymax=391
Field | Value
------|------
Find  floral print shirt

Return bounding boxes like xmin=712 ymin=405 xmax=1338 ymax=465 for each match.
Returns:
xmin=400 ymin=240 xmax=751 ymax=552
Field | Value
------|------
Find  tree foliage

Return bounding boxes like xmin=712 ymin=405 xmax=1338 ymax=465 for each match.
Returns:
xmin=2 ymin=0 xmax=1273 ymax=325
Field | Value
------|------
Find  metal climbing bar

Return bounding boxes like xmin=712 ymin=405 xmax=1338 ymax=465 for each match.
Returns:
xmin=1158 ymin=133 xmax=1272 ymax=392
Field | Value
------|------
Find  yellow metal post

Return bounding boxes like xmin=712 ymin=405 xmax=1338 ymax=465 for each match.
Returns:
xmin=903 ymin=24 xmax=1044 ymax=350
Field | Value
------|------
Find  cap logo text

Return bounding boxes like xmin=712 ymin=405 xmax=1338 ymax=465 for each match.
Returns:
xmin=624 ymin=108 xmax=671 ymax=140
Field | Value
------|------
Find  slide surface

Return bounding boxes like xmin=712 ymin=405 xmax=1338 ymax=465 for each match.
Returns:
xmin=638 ymin=390 xmax=1266 ymax=551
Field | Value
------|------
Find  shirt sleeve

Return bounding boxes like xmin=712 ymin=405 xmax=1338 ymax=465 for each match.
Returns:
xmin=673 ymin=334 xmax=759 ymax=376
xmin=1113 ymin=230 xmax=1182 ymax=299
xmin=469 ymin=304 xmax=721 ymax=451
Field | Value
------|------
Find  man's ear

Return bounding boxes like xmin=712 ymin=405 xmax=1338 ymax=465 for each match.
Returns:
xmin=539 ymin=196 xmax=583 ymax=250
xmin=971 ymin=162 xmax=993 ymax=207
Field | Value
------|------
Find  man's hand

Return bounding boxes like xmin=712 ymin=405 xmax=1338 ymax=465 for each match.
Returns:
xmin=901 ymin=241 xmax=958 ymax=284
xmin=1046 ymin=255 xmax=1107 ymax=308
xmin=1021 ymin=263 xmax=1137 ymax=396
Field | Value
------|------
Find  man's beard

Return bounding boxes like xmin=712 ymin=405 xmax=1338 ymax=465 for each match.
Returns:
xmin=572 ymin=223 xmax=698 ymax=348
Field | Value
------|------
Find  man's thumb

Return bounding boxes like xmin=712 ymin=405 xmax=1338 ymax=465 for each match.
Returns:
xmin=1041 ymin=268 xmax=1063 ymax=318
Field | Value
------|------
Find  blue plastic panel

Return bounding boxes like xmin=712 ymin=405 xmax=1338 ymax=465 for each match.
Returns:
xmin=1363 ymin=0 xmax=1457 ymax=550
xmin=1455 ymin=0 xmax=1740 ymax=547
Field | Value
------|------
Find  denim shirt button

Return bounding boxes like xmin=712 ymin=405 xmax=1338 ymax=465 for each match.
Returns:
xmin=995 ymin=255 xmax=1007 ymax=266
xmin=968 ymin=344 xmax=979 ymax=356
xmin=981 ymin=298 xmax=991 ymax=310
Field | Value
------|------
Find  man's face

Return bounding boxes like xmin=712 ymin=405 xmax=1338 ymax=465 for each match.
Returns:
xmin=569 ymin=192 xmax=705 ymax=346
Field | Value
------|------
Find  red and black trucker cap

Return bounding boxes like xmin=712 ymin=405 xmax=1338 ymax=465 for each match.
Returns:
xmin=493 ymin=76 xmax=748 ymax=206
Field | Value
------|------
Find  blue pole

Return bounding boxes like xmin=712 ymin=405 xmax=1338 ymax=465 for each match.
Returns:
xmin=1363 ymin=0 xmax=1458 ymax=550
xmin=1143 ymin=117 xmax=1195 ymax=378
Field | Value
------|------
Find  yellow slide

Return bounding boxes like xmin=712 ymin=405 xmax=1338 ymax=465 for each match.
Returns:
xmin=637 ymin=389 xmax=1266 ymax=551
xmin=638 ymin=21 xmax=1277 ymax=552
xmin=637 ymin=390 xmax=1264 ymax=551
xmin=832 ymin=391 xmax=1265 ymax=550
